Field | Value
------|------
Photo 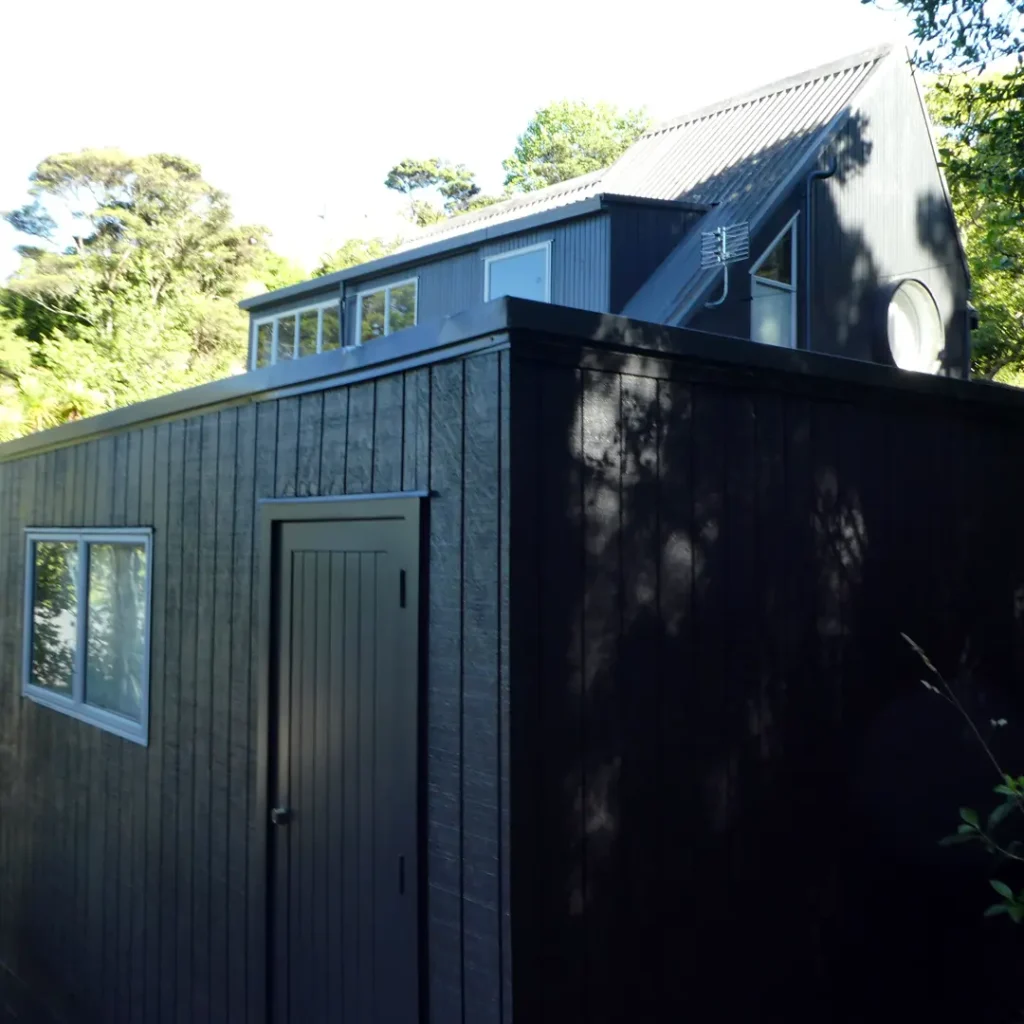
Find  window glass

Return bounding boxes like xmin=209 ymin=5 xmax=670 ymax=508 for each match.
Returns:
xmin=299 ymin=310 xmax=319 ymax=357
xmin=277 ymin=315 xmax=296 ymax=361
xmin=359 ymin=290 xmax=387 ymax=342
xmin=487 ymin=247 xmax=548 ymax=302
xmin=30 ymin=541 xmax=79 ymax=695
xmin=321 ymin=306 xmax=341 ymax=351
xmin=751 ymin=281 xmax=793 ymax=347
xmin=256 ymin=322 xmax=273 ymax=368
xmin=85 ymin=543 xmax=147 ymax=722
xmin=753 ymin=229 xmax=793 ymax=285
xmin=389 ymin=282 xmax=417 ymax=334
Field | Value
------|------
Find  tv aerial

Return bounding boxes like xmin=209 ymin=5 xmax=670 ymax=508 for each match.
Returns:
xmin=701 ymin=221 xmax=750 ymax=308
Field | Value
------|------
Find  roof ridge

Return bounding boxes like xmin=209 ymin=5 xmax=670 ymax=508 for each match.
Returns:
xmin=646 ymin=42 xmax=896 ymax=138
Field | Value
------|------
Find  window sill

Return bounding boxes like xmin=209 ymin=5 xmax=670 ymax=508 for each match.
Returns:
xmin=23 ymin=686 xmax=148 ymax=746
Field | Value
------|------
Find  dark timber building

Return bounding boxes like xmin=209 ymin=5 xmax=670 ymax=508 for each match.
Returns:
xmin=1 ymin=46 xmax=1020 ymax=1024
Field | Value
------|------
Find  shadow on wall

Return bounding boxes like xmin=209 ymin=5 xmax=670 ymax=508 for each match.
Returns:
xmin=519 ymin=322 xmax=1024 ymax=1023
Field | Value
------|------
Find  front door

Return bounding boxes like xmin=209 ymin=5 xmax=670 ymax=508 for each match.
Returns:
xmin=268 ymin=504 xmax=420 ymax=1023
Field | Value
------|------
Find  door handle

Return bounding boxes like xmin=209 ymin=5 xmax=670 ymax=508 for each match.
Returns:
xmin=270 ymin=806 xmax=293 ymax=826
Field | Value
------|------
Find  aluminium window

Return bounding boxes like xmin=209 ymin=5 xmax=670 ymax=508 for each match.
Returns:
xmin=484 ymin=242 xmax=551 ymax=303
xmin=750 ymin=216 xmax=798 ymax=348
xmin=23 ymin=528 xmax=153 ymax=745
xmin=253 ymin=299 xmax=342 ymax=369
xmin=354 ymin=279 xmax=418 ymax=344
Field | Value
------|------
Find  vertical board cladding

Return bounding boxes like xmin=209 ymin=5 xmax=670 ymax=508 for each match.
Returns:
xmin=812 ymin=57 xmax=969 ymax=371
xmin=607 ymin=205 xmax=705 ymax=313
xmin=510 ymin=340 xmax=1024 ymax=1024
xmin=0 ymin=353 xmax=511 ymax=1024
xmin=341 ymin=213 xmax=612 ymax=343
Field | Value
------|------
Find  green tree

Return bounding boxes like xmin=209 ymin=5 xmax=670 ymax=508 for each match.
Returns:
xmin=385 ymin=157 xmax=499 ymax=226
xmin=313 ymin=236 xmax=401 ymax=278
xmin=1 ymin=148 xmax=271 ymax=437
xmin=502 ymin=100 xmax=650 ymax=193
xmin=927 ymin=76 xmax=1024 ymax=376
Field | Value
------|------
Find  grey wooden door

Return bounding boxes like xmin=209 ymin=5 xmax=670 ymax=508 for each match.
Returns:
xmin=270 ymin=514 xmax=420 ymax=1024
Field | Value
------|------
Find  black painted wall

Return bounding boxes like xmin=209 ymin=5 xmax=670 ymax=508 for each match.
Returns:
xmin=0 ymin=351 xmax=511 ymax=1024
xmin=508 ymin=331 xmax=1024 ymax=1024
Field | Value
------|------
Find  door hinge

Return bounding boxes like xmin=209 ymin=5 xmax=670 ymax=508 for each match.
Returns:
xmin=399 ymin=569 xmax=407 ymax=608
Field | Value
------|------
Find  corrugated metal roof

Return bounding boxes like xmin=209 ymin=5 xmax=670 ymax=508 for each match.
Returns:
xmin=397 ymin=44 xmax=892 ymax=263
xmin=620 ymin=44 xmax=894 ymax=323
xmin=397 ymin=170 xmax=604 ymax=250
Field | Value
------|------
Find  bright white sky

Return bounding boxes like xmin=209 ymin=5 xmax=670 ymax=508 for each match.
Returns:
xmin=0 ymin=0 xmax=913 ymax=280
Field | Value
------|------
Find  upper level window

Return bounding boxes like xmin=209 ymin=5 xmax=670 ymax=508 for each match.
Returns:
xmin=484 ymin=242 xmax=551 ymax=302
xmin=254 ymin=299 xmax=341 ymax=369
xmin=23 ymin=528 xmax=152 ymax=745
xmin=355 ymin=279 xmax=418 ymax=344
xmin=750 ymin=218 xmax=797 ymax=348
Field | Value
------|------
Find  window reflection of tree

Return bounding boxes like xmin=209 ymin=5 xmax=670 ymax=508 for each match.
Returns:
xmin=85 ymin=543 xmax=146 ymax=721
xmin=30 ymin=541 xmax=78 ymax=692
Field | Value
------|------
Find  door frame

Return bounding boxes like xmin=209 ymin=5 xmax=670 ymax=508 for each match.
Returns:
xmin=254 ymin=492 xmax=427 ymax=1024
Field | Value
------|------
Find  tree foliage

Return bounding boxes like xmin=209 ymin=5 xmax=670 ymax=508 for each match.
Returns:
xmin=0 ymin=149 xmax=276 ymax=439
xmin=384 ymin=157 xmax=499 ymax=226
xmin=926 ymin=77 xmax=1024 ymax=375
xmin=502 ymin=100 xmax=650 ymax=193
xmin=862 ymin=0 xmax=1024 ymax=375
xmin=313 ymin=236 xmax=401 ymax=277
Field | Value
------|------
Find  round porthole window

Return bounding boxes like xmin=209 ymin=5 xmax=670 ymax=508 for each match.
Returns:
xmin=886 ymin=279 xmax=942 ymax=373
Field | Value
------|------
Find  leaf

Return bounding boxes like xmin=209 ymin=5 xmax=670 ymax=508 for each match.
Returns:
xmin=1010 ymin=905 xmax=1024 ymax=924
xmin=984 ymin=903 xmax=1010 ymax=917
xmin=988 ymin=800 xmax=1015 ymax=831
xmin=960 ymin=807 xmax=980 ymax=827
xmin=939 ymin=833 xmax=978 ymax=845
xmin=990 ymin=879 xmax=1014 ymax=899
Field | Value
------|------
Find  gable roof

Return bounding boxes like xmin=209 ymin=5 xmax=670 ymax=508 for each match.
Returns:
xmin=397 ymin=44 xmax=893 ymax=260
xmin=244 ymin=44 xmax=899 ymax=316
xmin=621 ymin=43 xmax=896 ymax=323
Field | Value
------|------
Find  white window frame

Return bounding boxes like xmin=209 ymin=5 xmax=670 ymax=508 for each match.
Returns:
xmin=352 ymin=277 xmax=419 ymax=347
xmin=251 ymin=298 xmax=342 ymax=369
xmin=22 ymin=527 xmax=154 ymax=745
xmin=483 ymin=241 xmax=552 ymax=302
xmin=749 ymin=213 xmax=799 ymax=349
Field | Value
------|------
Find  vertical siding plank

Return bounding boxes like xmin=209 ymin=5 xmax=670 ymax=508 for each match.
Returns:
xmin=297 ymin=392 xmax=323 ymax=497
xmin=537 ymin=364 xmax=585 ymax=1021
xmin=175 ymin=418 xmax=202 ymax=1024
xmin=67 ymin=445 xmax=89 ymax=1007
xmin=275 ymin=396 xmax=300 ymax=498
xmin=580 ymin=369 xmax=623 ymax=1024
xmin=619 ymin=372 xmax=663 ymax=1017
xmin=659 ymin=379 xmax=698 ymax=1011
xmin=372 ymin=375 xmax=404 ymax=492
xmin=327 ymin=553 xmax=345 ymax=1017
xmin=461 ymin=354 xmax=502 ymax=1024
xmin=229 ymin=405 xmax=256 ymax=1024
xmin=402 ymin=368 xmax=431 ymax=492
xmin=319 ymin=389 xmax=349 ymax=497
xmin=313 ymin=551 xmax=331 ymax=1019
xmin=144 ymin=425 xmax=169 ymax=1024
xmin=345 ymin=383 xmax=375 ymax=494
xmin=16 ymin=459 xmax=38 ymax=984
xmin=427 ymin=360 xmax=465 ymax=1023
xmin=249 ymin=401 xmax=278 ymax=1024
xmin=498 ymin=352 xmax=512 ymax=1024
xmin=132 ymin=429 xmax=154 ymax=1022
xmin=341 ymin=552 xmax=360 ymax=1024
xmin=210 ymin=410 xmax=237 ymax=1024
xmin=191 ymin=415 xmax=219 ymax=1024
xmin=93 ymin=438 xmax=121 ymax=1023
xmin=114 ymin=435 xmax=136 ymax=1024
xmin=162 ymin=421 xmax=187 ymax=1024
